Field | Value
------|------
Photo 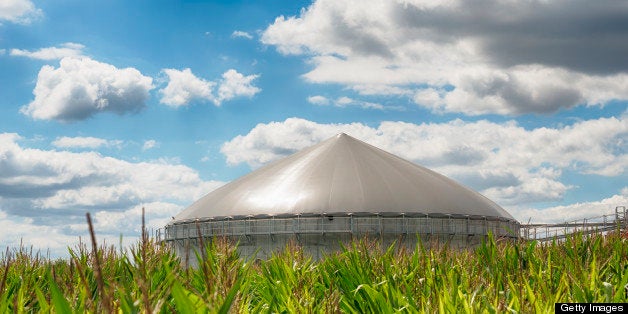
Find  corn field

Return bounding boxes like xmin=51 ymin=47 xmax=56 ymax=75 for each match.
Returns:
xmin=1 ymin=227 xmax=627 ymax=313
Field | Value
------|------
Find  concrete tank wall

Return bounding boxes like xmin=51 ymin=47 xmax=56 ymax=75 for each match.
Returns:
xmin=164 ymin=214 xmax=520 ymax=264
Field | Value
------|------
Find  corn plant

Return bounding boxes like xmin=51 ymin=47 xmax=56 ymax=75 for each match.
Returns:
xmin=0 ymin=222 xmax=626 ymax=313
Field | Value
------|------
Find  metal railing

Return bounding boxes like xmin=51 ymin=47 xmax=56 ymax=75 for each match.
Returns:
xmin=520 ymin=206 xmax=627 ymax=241
xmin=156 ymin=206 xmax=627 ymax=243
xmin=157 ymin=214 xmax=520 ymax=242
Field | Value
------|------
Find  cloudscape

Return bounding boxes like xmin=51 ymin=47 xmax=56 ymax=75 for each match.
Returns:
xmin=0 ymin=0 xmax=626 ymax=257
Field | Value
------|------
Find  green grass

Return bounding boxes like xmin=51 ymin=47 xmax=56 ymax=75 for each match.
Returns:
xmin=1 ymin=230 xmax=627 ymax=313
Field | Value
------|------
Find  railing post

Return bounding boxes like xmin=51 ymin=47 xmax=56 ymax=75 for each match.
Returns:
xmin=271 ymin=216 xmax=275 ymax=238
xmin=427 ymin=214 xmax=432 ymax=235
xmin=349 ymin=214 xmax=354 ymax=237
xmin=402 ymin=213 xmax=407 ymax=235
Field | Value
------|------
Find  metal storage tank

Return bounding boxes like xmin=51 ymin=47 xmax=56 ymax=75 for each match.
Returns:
xmin=163 ymin=133 xmax=520 ymax=260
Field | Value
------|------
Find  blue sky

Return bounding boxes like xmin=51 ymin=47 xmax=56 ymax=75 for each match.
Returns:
xmin=0 ymin=0 xmax=626 ymax=256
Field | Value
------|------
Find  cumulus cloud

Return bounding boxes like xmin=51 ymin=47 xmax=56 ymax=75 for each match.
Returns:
xmin=159 ymin=68 xmax=260 ymax=107
xmin=0 ymin=210 xmax=77 ymax=253
xmin=216 ymin=69 xmax=261 ymax=104
xmin=91 ymin=202 xmax=182 ymax=235
xmin=307 ymin=95 xmax=330 ymax=106
xmin=511 ymin=192 xmax=628 ymax=224
xmin=159 ymin=68 xmax=214 ymax=107
xmin=10 ymin=43 xmax=85 ymax=60
xmin=0 ymin=133 xmax=223 ymax=208
xmin=231 ymin=30 xmax=253 ymax=39
xmin=52 ymin=136 xmax=122 ymax=149
xmin=0 ymin=133 xmax=225 ymax=256
xmin=0 ymin=203 xmax=179 ymax=256
xmin=21 ymin=57 xmax=154 ymax=122
xmin=221 ymin=116 xmax=627 ymax=206
xmin=261 ymin=0 xmax=628 ymax=115
xmin=221 ymin=118 xmax=374 ymax=167
xmin=0 ymin=0 xmax=42 ymax=24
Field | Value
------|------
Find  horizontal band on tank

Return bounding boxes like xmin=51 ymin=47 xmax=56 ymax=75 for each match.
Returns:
xmin=163 ymin=215 xmax=520 ymax=242
xmin=163 ymin=213 xmax=520 ymax=243
xmin=167 ymin=211 xmax=519 ymax=226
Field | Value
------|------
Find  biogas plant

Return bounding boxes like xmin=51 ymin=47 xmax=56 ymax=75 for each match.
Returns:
xmin=162 ymin=133 xmax=520 ymax=260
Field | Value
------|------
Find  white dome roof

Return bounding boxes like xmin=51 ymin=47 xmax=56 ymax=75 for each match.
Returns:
xmin=173 ymin=133 xmax=515 ymax=222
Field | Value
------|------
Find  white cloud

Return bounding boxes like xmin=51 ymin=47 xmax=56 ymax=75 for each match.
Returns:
xmin=221 ymin=116 xmax=627 ymax=206
xmin=0 ymin=210 xmax=77 ymax=253
xmin=142 ymin=140 xmax=158 ymax=151
xmin=10 ymin=43 xmax=85 ymax=60
xmin=231 ymin=30 xmax=253 ymax=39
xmin=91 ymin=202 xmax=182 ymax=236
xmin=21 ymin=57 xmax=154 ymax=122
xmin=159 ymin=68 xmax=214 ymax=107
xmin=307 ymin=95 xmax=330 ymax=106
xmin=334 ymin=96 xmax=385 ymax=110
xmin=0 ymin=133 xmax=225 ymax=257
xmin=0 ymin=133 xmax=223 ymax=208
xmin=511 ymin=191 xmax=628 ymax=224
xmin=159 ymin=68 xmax=260 ymax=107
xmin=216 ymin=69 xmax=261 ymax=105
xmin=308 ymin=95 xmax=397 ymax=110
xmin=0 ymin=0 xmax=42 ymax=24
xmin=261 ymin=0 xmax=628 ymax=115
xmin=221 ymin=118 xmax=375 ymax=168
xmin=0 ymin=202 xmax=183 ymax=257
xmin=52 ymin=136 xmax=122 ymax=149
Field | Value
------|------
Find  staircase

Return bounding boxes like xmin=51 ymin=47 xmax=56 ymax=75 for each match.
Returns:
xmin=521 ymin=206 xmax=627 ymax=241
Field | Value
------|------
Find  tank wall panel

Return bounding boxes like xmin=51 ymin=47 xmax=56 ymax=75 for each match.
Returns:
xmin=166 ymin=215 xmax=518 ymax=263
